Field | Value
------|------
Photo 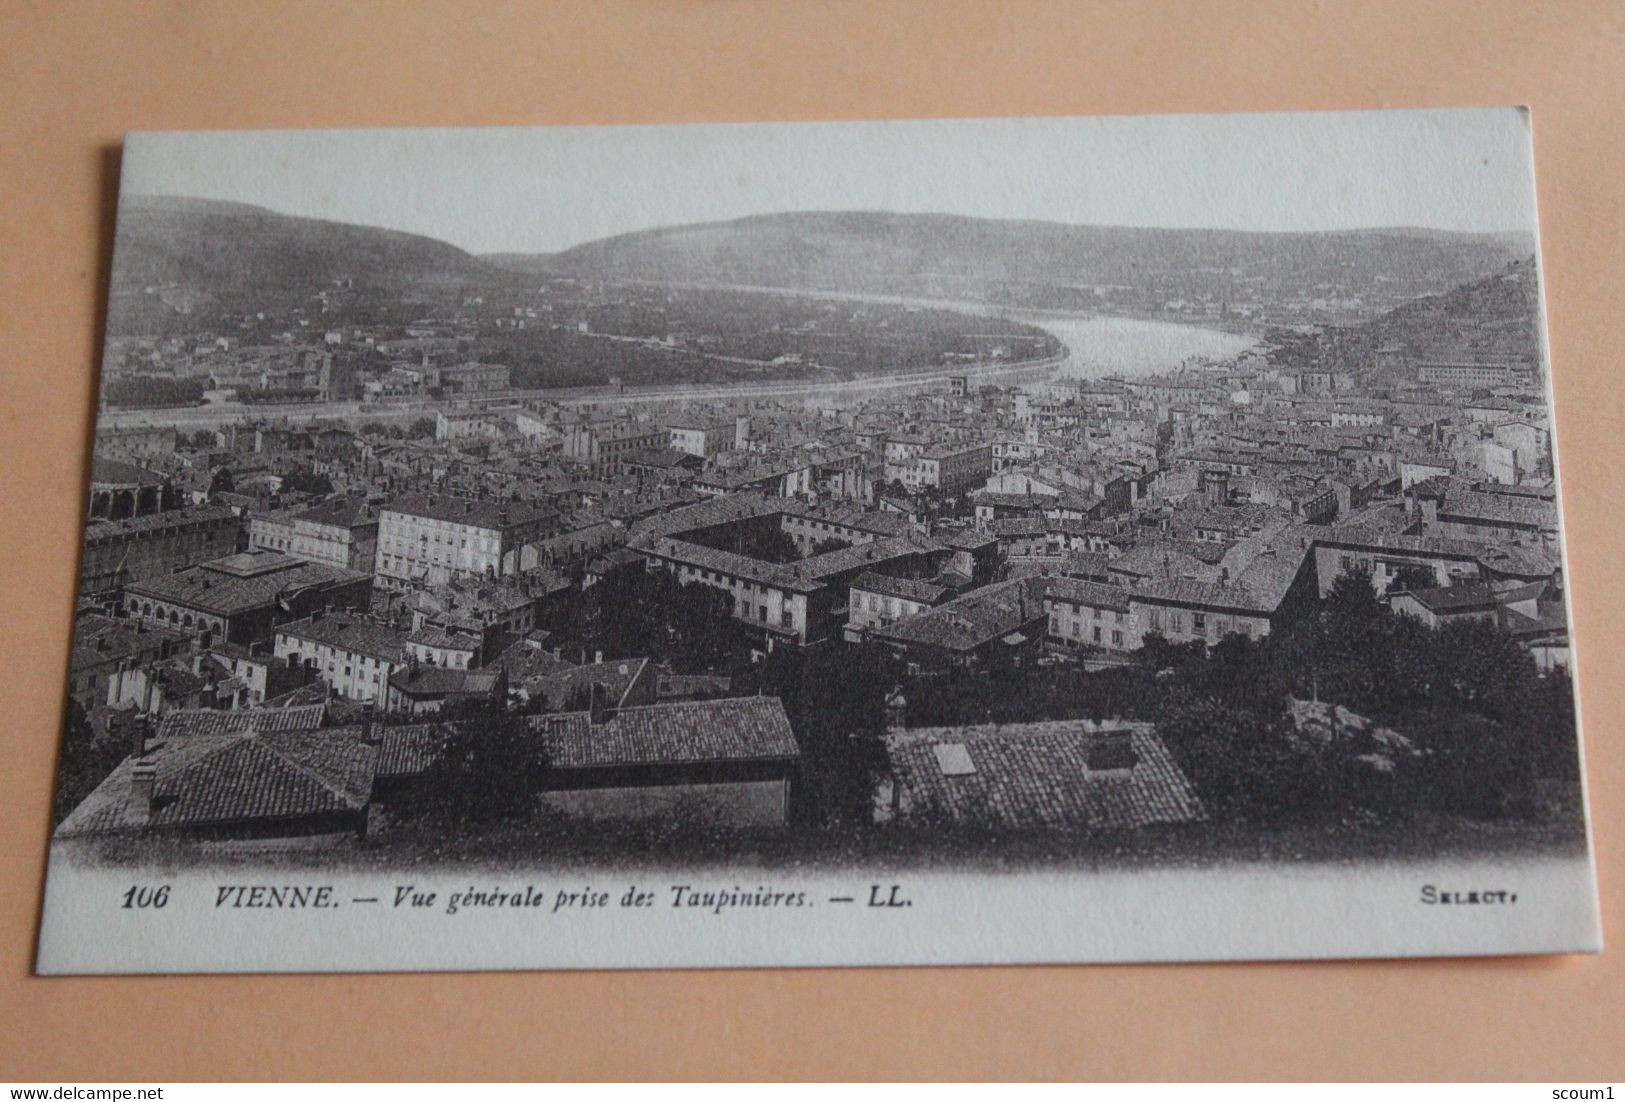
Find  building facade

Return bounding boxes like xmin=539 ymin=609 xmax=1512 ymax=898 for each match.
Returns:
xmin=375 ymin=494 xmax=554 ymax=589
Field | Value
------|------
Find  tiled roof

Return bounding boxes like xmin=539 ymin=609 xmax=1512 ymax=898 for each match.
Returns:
xmin=1500 ymin=602 xmax=1569 ymax=639
xmin=884 ymin=723 xmax=1204 ymax=831
xmin=1108 ymin=543 xmax=1209 ymax=581
xmin=523 ymin=696 xmax=799 ymax=770
xmin=1319 ymin=523 xmax=1485 ymax=560
xmin=971 ymin=490 xmax=1051 ymax=509
xmin=1044 ymin=576 xmax=1132 ymax=612
xmin=869 ymin=575 xmax=1047 ymax=652
xmin=489 ymin=640 xmax=580 ymax=681
xmin=1439 ymin=488 xmax=1558 ymax=531
xmin=1474 ymin=543 xmax=1558 ymax=578
xmin=374 ymin=724 xmax=451 ymax=780
xmin=628 ymin=493 xmax=784 ymax=542
xmin=991 ymin=517 xmax=1046 ymax=537
xmin=278 ymin=613 xmax=409 ymax=662
xmin=937 ymin=528 xmax=998 ymax=550
xmin=527 ymin=657 xmax=650 ymax=711
xmin=70 ymin=615 xmax=187 ymax=670
xmin=798 ymin=503 xmax=915 ymax=537
xmin=642 ymin=533 xmax=930 ymax=593
xmin=629 ymin=493 xmax=914 ymax=549
xmin=381 ymin=492 xmax=555 ymax=530
xmin=294 ymin=495 xmax=376 ymax=529
xmin=89 ymin=457 xmax=166 ymax=487
xmin=623 ymin=446 xmax=701 ymax=470
xmin=851 ymin=571 xmax=948 ymax=605
xmin=921 ymin=440 xmax=990 ymax=459
xmin=56 ymin=727 xmax=375 ymax=837
xmin=84 ymin=503 xmax=238 ymax=544
xmin=1395 ymin=585 xmax=1501 ymax=612
xmin=126 ymin=555 xmax=370 ymax=616
xmin=388 ymin=666 xmax=503 ymax=697
xmin=404 ymin=625 xmax=479 ymax=651
xmin=156 ymin=702 xmax=328 ymax=740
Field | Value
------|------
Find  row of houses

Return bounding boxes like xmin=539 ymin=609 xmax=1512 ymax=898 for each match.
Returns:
xmin=55 ymin=695 xmax=1205 ymax=847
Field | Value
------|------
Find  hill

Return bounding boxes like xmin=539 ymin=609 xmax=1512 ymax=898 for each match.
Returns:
xmin=1296 ymin=256 xmax=1545 ymax=380
xmin=502 ymin=211 xmax=1531 ymax=313
xmin=106 ymin=195 xmax=504 ymax=334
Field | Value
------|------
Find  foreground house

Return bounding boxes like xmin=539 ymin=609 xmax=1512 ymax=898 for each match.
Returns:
xmin=524 ymin=696 xmax=801 ymax=829
xmin=55 ymin=723 xmax=375 ymax=846
xmin=877 ymin=721 xmax=1204 ymax=833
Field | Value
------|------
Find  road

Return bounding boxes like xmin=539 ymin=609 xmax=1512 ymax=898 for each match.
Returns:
xmin=96 ymin=354 xmax=1065 ymax=430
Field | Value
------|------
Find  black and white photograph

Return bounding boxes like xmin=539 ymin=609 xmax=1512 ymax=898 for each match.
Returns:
xmin=35 ymin=108 xmax=1601 ymax=973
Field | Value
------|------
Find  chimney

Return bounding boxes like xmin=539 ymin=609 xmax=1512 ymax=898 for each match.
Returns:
xmin=885 ymin=688 xmax=908 ymax=732
xmin=588 ymin=681 xmax=612 ymax=726
xmin=361 ymin=701 xmax=376 ymax=743
xmin=131 ymin=712 xmax=151 ymax=759
xmin=125 ymin=758 xmax=158 ymax=826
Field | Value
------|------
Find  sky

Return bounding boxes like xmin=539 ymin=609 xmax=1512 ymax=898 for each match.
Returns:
xmin=120 ymin=108 xmax=1541 ymax=256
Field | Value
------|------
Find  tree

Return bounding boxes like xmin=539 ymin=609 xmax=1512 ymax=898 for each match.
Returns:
xmin=52 ymin=700 xmax=130 ymax=826
xmin=546 ymin=568 xmax=739 ymax=674
xmin=1431 ymin=619 xmax=1542 ymax=728
xmin=755 ymin=645 xmax=889 ymax=827
xmin=1388 ymin=562 xmax=1437 ymax=593
xmin=406 ymin=416 xmax=437 ymax=440
xmin=103 ymin=375 xmax=207 ymax=409
xmin=408 ymin=714 xmax=539 ymax=826
xmin=1158 ymin=696 xmax=1325 ymax=824
xmin=208 ymin=467 xmax=235 ymax=495
xmin=1528 ymin=671 xmax=1581 ymax=783
xmin=1402 ymin=708 xmax=1535 ymax=820
xmin=1324 ymin=564 xmax=1384 ymax=625
xmin=281 ymin=468 xmax=334 ymax=496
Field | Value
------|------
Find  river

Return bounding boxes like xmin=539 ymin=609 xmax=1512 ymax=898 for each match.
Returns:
xmin=660 ymin=280 xmax=1263 ymax=380
xmin=1011 ymin=312 xmax=1261 ymax=380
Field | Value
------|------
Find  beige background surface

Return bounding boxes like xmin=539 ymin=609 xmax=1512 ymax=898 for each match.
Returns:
xmin=1 ymin=0 xmax=1621 ymax=1081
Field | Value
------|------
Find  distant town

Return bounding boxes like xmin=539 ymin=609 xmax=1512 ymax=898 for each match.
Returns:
xmin=52 ymin=202 xmax=1582 ymax=869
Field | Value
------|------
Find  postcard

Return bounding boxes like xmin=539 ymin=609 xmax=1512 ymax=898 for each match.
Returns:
xmin=36 ymin=109 xmax=1600 ymax=973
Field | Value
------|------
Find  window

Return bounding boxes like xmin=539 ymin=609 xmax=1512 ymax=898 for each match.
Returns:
xmin=1111 ymin=630 xmax=1122 ymax=646
xmin=1193 ymin=613 xmax=1206 ymax=633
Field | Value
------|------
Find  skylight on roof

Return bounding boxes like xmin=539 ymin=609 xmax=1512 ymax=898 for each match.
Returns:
xmin=933 ymin=743 xmax=976 ymax=777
